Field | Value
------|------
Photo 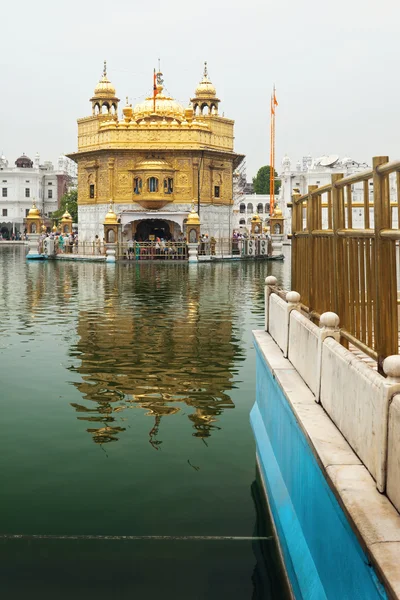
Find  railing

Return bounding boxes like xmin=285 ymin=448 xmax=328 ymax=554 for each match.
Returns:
xmin=198 ymin=238 xmax=271 ymax=257
xmin=71 ymin=238 xmax=274 ymax=260
xmin=291 ymin=155 xmax=400 ymax=372
xmin=119 ymin=241 xmax=188 ymax=260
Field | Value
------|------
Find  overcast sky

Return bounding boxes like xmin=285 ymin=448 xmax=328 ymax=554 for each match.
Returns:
xmin=1 ymin=0 xmax=399 ymax=179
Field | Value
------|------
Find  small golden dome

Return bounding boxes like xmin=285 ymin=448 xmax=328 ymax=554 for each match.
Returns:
xmin=103 ymin=202 xmax=119 ymax=225
xmin=27 ymin=201 xmax=40 ymax=218
xmin=194 ymin=62 xmax=216 ymax=97
xmin=52 ymin=224 xmax=58 ymax=232
xmin=123 ymin=97 xmax=133 ymax=120
xmin=273 ymin=207 xmax=283 ymax=217
xmin=186 ymin=207 xmax=200 ymax=225
xmin=135 ymin=157 xmax=174 ymax=172
xmin=93 ymin=61 xmax=116 ymax=98
xmin=251 ymin=214 xmax=262 ymax=222
xmin=61 ymin=209 xmax=72 ymax=221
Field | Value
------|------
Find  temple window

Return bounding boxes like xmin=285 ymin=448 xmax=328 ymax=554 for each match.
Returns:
xmin=48 ymin=189 xmax=53 ymax=199
xmin=134 ymin=177 xmax=142 ymax=195
xmin=239 ymin=203 xmax=245 ymax=213
xmin=25 ymin=209 xmax=29 ymax=216
xmin=2 ymin=188 xmax=7 ymax=197
xmin=214 ymin=185 xmax=220 ymax=198
xmin=257 ymin=203 xmax=263 ymax=214
xmin=247 ymin=202 xmax=253 ymax=212
xmin=31 ymin=223 xmax=36 ymax=233
xmin=89 ymin=184 xmax=95 ymax=198
xmin=148 ymin=177 xmax=158 ymax=193
xmin=2 ymin=209 xmax=7 ymax=216
xmin=239 ymin=218 xmax=245 ymax=225
xmin=25 ymin=188 xmax=30 ymax=198
xmin=164 ymin=178 xmax=173 ymax=194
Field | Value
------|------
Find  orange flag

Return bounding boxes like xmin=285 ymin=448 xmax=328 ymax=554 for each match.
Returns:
xmin=274 ymin=90 xmax=278 ymax=106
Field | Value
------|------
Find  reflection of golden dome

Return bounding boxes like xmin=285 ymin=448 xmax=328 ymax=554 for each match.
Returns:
xmin=251 ymin=214 xmax=262 ymax=222
xmin=93 ymin=61 xmax=116 ymax=98
xmin=186 ymin=208 xmax=200 ymax=225
xmin=194 ymin=62 xmax=216 ymax=97
xmin=27 ymin=201 xmax=40 ymax=218
xmin=104 ymin=203 xmax=119 ymax=225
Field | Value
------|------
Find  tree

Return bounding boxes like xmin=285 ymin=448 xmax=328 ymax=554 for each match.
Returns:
xmin=51 ymin=189 xmax=78 ymax=223
xmin=252 ymin=165 xmax=279 ymax=195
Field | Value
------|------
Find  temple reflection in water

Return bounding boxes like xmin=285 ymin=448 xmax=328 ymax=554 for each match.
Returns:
xmin=68 ymin=262 xmax=244 ymax=445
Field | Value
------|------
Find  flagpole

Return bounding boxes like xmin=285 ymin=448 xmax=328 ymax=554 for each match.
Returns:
xmin=153 ymin=68 xmax=156 ymax=113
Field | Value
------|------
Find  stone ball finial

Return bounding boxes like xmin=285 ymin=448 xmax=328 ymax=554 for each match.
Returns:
xmin=286 ymin=291 xmax=300 ymax=304
xmin=383 ymin=356 xmax=400 ymax=381
xmin=265 ymin=276 xmax=277 ymax=286
xmin=320 ymin=312 xmax=340 ymax=328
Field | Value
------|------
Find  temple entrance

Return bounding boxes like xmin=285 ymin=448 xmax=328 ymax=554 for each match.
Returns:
xmin=135 ymin=219 xmax=172 ymax=241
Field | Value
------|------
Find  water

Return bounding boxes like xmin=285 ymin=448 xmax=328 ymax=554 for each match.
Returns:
xmin=0 ymin=246 xmax=291 ymax=599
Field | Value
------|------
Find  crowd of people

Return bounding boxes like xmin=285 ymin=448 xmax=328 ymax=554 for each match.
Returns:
xmin=37 ymin=231 xmax=79 ymax=254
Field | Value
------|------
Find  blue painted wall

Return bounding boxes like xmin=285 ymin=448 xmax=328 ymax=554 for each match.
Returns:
xmin=250 ymin=339 xmax=387 ymax=600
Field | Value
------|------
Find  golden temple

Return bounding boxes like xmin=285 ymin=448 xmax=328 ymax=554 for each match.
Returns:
xmin=68 ymin=61 xmax=244 ymax=241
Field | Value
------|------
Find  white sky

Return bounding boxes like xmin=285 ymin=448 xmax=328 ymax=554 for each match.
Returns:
xmin=1 ymin=0 xmax=399 ymax=178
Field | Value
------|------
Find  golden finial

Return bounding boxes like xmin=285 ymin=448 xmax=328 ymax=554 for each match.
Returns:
xmin=126 ymin=96 xmax=129 ymax=105
xmin=203 ymin=61 xmax=208 ymax=78
xmin=103 ymin=60 xmax=107 ymax=77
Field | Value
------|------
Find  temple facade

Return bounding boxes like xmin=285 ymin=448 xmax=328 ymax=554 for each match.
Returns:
xmin=68 ymin=62 xmax=244 ymax=242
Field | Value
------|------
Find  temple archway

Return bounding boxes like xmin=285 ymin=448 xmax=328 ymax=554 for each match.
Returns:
xmin=135 ymin=219 xmax=172 ymax=241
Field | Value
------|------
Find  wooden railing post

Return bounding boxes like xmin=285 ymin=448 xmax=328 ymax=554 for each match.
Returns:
xmin=373 ymin=156 xmax=398 ymax=373
xmin=308 ymin=185 xmax=318 ymax=315
xmin=291 ymin=192 xmax=301 ymax=293
xmin=331 ymin=173 xmax=345 ymax=329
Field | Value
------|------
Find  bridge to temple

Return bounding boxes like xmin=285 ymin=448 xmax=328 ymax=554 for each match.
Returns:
xmin=252 ymin=155 xmax=400 ymax=600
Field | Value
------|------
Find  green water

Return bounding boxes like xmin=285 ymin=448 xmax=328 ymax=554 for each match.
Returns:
xmin=0 ymin=246 xmax=291 ymax=599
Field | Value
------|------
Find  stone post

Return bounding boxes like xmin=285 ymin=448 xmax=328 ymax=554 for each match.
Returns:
xmin=105 ymin=243 xmax=117 ymax=263
xmin=187 ymin=243 xmax=199 ymax=263
xmin=316 ymin=312 xmax=341 ymax=402
xmin=383 ymin=356 xmax=400 ymax=383
xmin=265 ymin=276 xmax=277 ymax=331
xmin=271 ymin=234 xmax=284 ymax=256
xmin=27 ymin=234 xmax=42 ymax=258
xmin=283 ymin=291 xmax=301 ymax=357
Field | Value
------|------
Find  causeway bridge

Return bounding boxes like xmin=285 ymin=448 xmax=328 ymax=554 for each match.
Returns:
xmin=252 ymin=156 xmax=400 ymax=599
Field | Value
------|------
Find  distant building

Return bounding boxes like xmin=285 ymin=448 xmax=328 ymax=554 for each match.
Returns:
xmin=233 ymin=194 xmax=270 ymax=232
xmin=0 ymin=153 xmax=73 ymax=237
xmin=279 ymin=154 xmax=371 ymax=235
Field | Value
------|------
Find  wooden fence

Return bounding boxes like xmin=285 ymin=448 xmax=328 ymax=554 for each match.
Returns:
xmin=291 ymin=156 xmax=400 ymax=373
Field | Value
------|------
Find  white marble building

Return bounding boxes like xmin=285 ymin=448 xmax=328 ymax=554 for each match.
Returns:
xmin=279 ymin=154 xmax=372 ymax=235
xmin=232 ymin=194 xmax=271 ymax=232
xmin=0 ymin=153 xmax=72 ymax=236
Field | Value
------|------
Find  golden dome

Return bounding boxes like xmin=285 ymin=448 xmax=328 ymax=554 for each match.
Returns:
xmin=27 ymin=201 xmax=40 ymax=218
xmin=61 ymin=208 xmax=72 ymax=221
xmin=123 ymin=97 xmax=133 ymax=120
xmin=135 ymin=157 xmax=174 ymax=172
xmin=194 ymin=62 xmax=216 ymax=97
xmin=52 ymin=224 xmax=58 ymax=232
xmin=103 ymin=202 xmax=119 ymax=225
xmin=93 ymin=61 xmax=117 ymax=98
xmin=133 ymin=79 xmax=184 ymax=121
xmin=251 ymin=214 xmax=262 ymax=222
xmin=186 ymin=207 xmax=200 ymax=225
xmin=273 ymin=207 xmax=283 ymax=217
